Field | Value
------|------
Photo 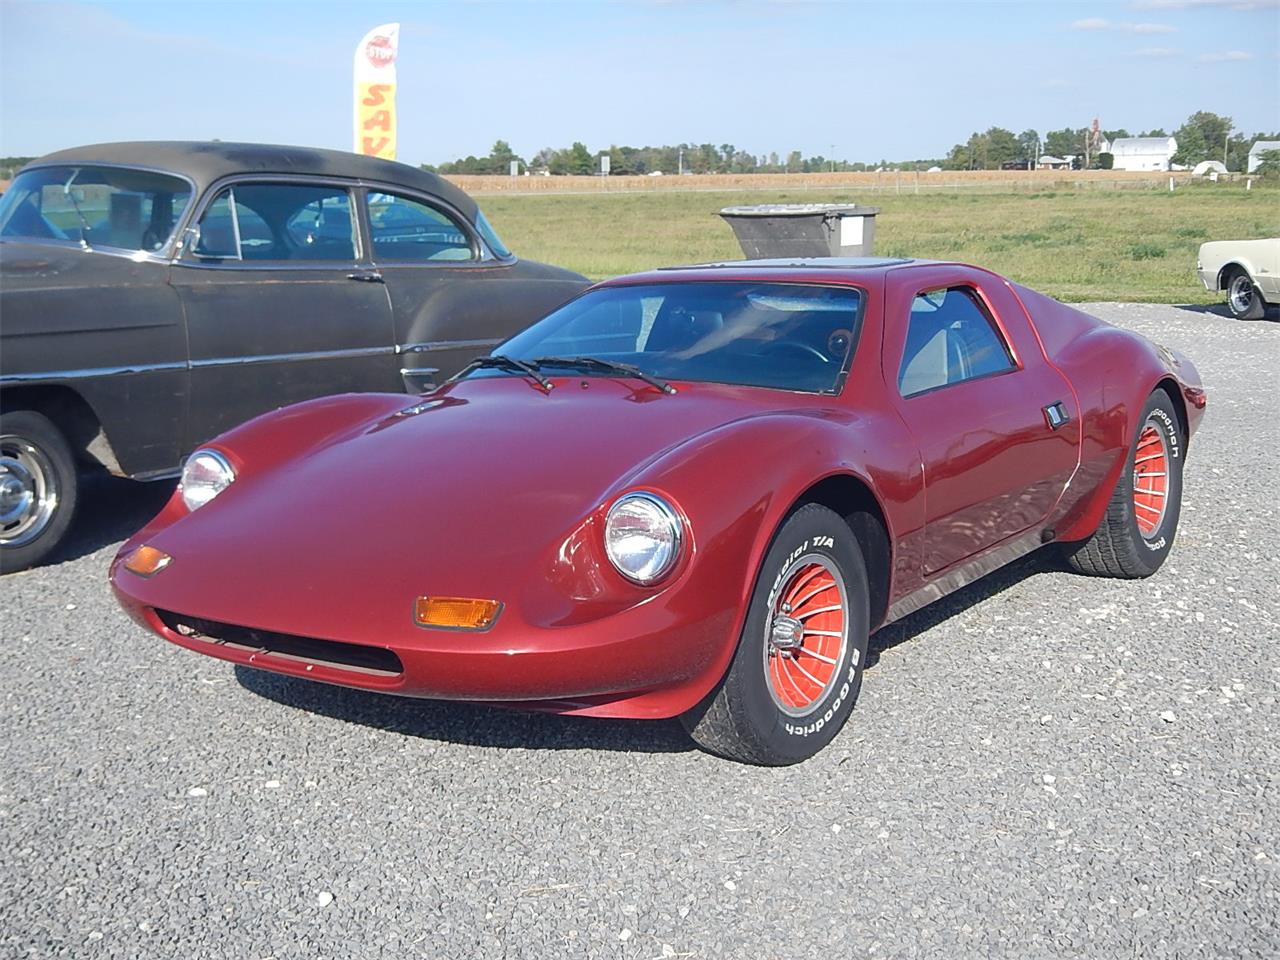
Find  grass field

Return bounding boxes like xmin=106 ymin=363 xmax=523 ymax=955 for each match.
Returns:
xmin=479 ymin=183 xmax=1280 ymax=303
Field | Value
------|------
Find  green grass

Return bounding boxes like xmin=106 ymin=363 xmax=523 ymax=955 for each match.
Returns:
xmin=482 ymin=184 xmax=1280 ymax=302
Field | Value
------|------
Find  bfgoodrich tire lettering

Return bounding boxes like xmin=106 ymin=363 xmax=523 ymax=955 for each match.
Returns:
xmin=1061 ymin=390 xmax=1184 ymax=579
xmin=681 ymin=503 xmax=871 ymax=765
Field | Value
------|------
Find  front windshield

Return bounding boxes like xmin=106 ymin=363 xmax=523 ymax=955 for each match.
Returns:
xmin=0 ymin=165 xmax=192 ymax=252
xmin=494 ymin=281 xmax=864 ymax=394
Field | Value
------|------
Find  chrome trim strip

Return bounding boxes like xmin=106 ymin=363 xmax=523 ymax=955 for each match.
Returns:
xmin=189 ymin=346 xmax=393 ymax=368
xmin=883 ymin=527 xmax=1045 ymax=626
xmin=396 ymin=338 xmax=500 ymax=355
xmin=2 ymin=346 xmax=394 ymax=383
xmin=1 ymin=362 xmax=187 ymax=384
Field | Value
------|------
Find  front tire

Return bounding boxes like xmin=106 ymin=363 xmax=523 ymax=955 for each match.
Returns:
xmin=1225 ymin=268 xmax=1265 ymax=320
xmin=0 ymin=411 xmax=78 ymax=573
xmin=681 ymin=503 xmax=870 ymax=765
xmin=1061 ymin=391 xmax=1184 ymax=579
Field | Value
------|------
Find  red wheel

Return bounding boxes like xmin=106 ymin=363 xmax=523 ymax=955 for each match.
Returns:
xmin=763 ymin=557 xmax=848 ymax=714
xmin=1132 ymin=421 xmax=1170 ymax=538
xmin=680 ymin=503 xmax=871 ymax=765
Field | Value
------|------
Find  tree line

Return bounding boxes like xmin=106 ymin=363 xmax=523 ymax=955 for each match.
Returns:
xmin=424 ymin=141 xmax=938 ymax=177
xmin=944 ymin=111 xmax=1279 ymax=172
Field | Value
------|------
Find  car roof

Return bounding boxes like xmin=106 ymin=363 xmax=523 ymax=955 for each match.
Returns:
xmin=598 ymin=256 xmax=926 ymax=288
xmin=23 ymin=141 xmax=478 ymax=220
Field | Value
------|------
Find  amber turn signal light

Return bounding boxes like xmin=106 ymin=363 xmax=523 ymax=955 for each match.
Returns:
xmin=123 ymin=545 xmax=172 ymax=578
xmin=414 ymin=596 xmax=502 ymax=631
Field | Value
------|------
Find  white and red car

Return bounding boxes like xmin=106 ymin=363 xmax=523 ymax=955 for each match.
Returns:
xmin=1197 ymin=238 xmax=1280 ymax=320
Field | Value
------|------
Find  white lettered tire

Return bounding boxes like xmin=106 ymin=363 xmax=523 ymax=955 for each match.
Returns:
xmin=681 ymin=503 xmax=870 ymax=765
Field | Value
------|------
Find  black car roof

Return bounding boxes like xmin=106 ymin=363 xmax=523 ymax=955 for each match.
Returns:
xmin=25 ymin=141 xmax=478 ymax=220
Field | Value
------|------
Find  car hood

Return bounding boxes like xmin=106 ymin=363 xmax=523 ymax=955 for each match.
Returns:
xmin=142 ymin=376 xmax=816 ymax=637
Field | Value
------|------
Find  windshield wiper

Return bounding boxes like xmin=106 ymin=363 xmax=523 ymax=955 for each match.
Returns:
xmin=452 ymin=354 xmax=553 ymax=391
xmin=533 ymin=356 xmax=676 ymax=395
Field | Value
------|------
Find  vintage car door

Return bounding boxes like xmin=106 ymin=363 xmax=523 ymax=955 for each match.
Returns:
xmin=169 ymin=178 xmax=399 ymax=448
xmin=361 ymin=188 xmax=581 ymax=383
xmin=883 ymin=266 xmax=1081 ymax=575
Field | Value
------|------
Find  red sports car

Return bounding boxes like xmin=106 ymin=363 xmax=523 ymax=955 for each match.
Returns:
xmin=111 ymin=258 xmax=1206 ymax=765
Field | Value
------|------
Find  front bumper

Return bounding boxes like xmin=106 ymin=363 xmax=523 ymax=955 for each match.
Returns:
xmin=110 ymin=564 xmax=738 ymax=720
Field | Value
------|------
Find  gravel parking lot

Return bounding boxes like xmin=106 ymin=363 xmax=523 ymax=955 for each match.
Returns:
xmin=1 ymin=303 xmax=1276 ymax=960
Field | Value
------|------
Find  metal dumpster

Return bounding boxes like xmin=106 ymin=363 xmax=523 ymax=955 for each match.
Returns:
xmin=719 ymin=203 xmax=880 ymax=259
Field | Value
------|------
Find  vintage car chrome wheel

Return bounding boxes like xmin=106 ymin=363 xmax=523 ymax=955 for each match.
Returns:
xmin=0 ymin=411 xmax=78 ymax=573
xmin=1226 ymin=270 xmax=1264 ymax=320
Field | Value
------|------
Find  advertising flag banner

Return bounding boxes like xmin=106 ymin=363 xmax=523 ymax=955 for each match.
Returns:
xmin=353 ymin=23 xmax=400 ymax=160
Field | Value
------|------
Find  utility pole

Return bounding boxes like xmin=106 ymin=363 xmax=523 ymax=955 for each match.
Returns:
xmin=678 ymin=146 xmax=684 ymax=176
xmin=830 ymin=144 xmax=835 ymax=173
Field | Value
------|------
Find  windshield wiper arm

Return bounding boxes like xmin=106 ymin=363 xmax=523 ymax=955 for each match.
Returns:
xmin=62 ymin=170 xmax=93 ymax=250
xmin=452 ymin=354 xmax=553 ymax=391
xmin=533 ymin=356 xmax=676 ymax=395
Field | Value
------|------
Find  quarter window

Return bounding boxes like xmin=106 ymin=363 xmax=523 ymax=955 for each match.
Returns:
xmin=367 ymin=192 xmax=473 ymax=262
xmin=898 ymin=287 xmax=1016 ymax=397
xmin=192 ymin=183 xmax=356 ymax=262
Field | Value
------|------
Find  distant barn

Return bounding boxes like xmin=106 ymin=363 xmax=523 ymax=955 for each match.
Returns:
xmin=1247 ymin=140 xmax=1280 ymax=174
xmin=1108 ymin=137 xmax=1178 ymax=172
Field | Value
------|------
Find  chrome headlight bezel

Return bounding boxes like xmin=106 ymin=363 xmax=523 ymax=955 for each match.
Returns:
xmin=180 ymin=449 xmax=236 ymax=512
xmin=603 ymin=491 xmax=684 ymax=585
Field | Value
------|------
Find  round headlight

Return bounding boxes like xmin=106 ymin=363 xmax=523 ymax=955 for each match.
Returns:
xmin=604 ymin=492 xmax=683 ymax=584
xmin=181 ymin=449 xmax=236 ymax=512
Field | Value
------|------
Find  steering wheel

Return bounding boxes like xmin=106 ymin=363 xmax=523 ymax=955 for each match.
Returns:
xmin=761 ymin=340 xmax=831 ymax=365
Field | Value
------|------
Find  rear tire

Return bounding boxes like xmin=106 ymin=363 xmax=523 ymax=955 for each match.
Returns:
xmin=0 ymin=410 xmax=78 ymax=574
xmin=1061 ymin=391 xmax=1183 ymax=579
xmin=681 ymin=503 xmax=870 ymax=765
xmin=1225 ymin=268 xmax=1265 ymax=320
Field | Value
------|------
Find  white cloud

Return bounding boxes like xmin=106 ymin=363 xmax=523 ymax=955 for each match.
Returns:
xmin=1133 ymin=46 xmax=1182 ymax=56
xmin=1071 ymin=17 xmax=1178 ymax=32
xmin=1198 ymin=49 xmax=1256 ymax=60
xmin=1134 ymin=0 xmax=1278 ymax=10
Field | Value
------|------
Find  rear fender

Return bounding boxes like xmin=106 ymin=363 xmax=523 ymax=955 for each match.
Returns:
xmin=1053 ymin=327 xmax=1204 ymax=543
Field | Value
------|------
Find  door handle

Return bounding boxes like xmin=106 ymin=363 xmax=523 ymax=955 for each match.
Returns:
xmin=347 ymin=270 xmax=384 ymax=283
xmin=1043 ymin=401 xmax=1070 ymax=429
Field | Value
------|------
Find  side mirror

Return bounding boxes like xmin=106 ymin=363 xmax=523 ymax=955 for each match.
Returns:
xmin=401 ymin=366 xmax=440 ymax=395
xmin=179 ymin=224 xmax=202 ymax=256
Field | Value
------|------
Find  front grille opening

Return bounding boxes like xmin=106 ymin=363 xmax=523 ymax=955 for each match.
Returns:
xmin=156 ymin=610 xmax=403 ymax=677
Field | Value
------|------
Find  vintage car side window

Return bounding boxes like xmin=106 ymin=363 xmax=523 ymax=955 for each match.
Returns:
xmin=0 ymin=164 xmax=192 ymax=252
xmin=367 ymin=192 xmax=474 ymax=262
xmin=898 ymin=286 xmax=1016 ymax=398
xmin=192 ymin=183 xmax=356 ymax=262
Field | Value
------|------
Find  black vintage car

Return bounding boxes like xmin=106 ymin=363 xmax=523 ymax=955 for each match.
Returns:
xmin=0 ymin=142 xmax=588 ymax=571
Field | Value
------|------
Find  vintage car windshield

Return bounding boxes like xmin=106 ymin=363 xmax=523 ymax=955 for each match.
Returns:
xmin=493 ymin=281 xmax=864 ymax=394
xmin=0 ymin=165 xmax=192 ymax=253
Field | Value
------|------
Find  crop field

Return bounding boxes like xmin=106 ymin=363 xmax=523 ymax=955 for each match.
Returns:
xmin=477 ymin=180 xmax=1279 ymax=303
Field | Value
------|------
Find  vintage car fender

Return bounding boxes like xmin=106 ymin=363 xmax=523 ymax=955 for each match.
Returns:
xmin=577 ymin=407 xmax=906 ymax=711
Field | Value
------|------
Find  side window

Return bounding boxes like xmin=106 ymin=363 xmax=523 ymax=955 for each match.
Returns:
xmin=367 ymin=192 xmax=473 ymax=262
xmin=193 ymin=183 xmax=356 ymax=262
xmin=898 ymin=287 xmax=1016 ymax=397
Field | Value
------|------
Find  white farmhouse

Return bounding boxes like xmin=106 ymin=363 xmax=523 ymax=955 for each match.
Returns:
xmin=1108 ymin=137 xmax=1178 ymax=171
xmin=1247 ymin=140 xmax=1280 ymax=173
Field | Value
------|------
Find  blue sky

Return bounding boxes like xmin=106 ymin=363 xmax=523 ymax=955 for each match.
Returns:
xmin=1 ymin=0 xmax=1277 ymax=163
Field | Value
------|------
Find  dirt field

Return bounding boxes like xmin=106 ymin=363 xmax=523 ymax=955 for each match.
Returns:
xmin=446 ymin=169 xmax=1207 ymax=196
